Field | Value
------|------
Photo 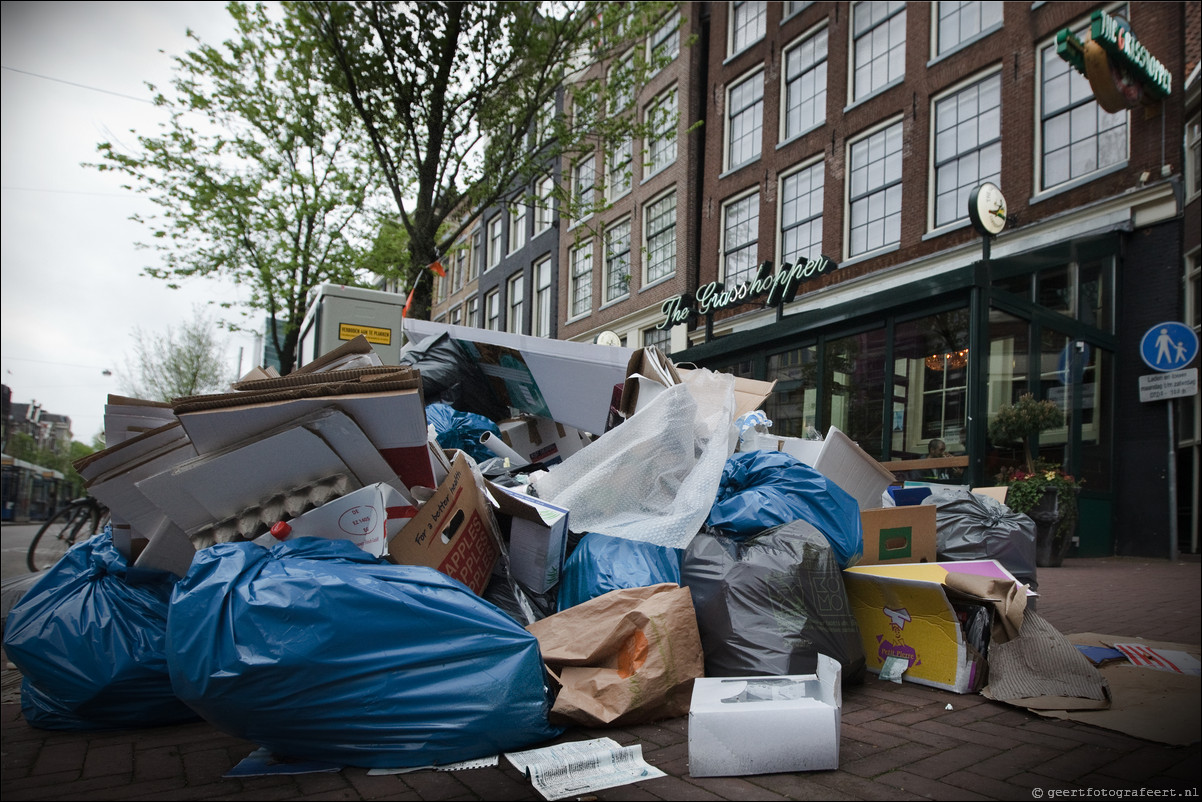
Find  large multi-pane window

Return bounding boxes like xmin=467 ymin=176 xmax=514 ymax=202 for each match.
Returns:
xmin=648 ymin=9 xmax=680 ymax=75
xmin=508 ymin=201 xmax=528 ymax=254
xmin=892 ymin=309 xmax=970 ymax=460
xmin=848 ymin=119 xmax=903 ymax=257
xmin=851 ymin=1 xmax=906 ymax=103
xmin=1038 ymin=11 xmax=1127 ymax=191
xmin=780 ymin=160 xmax=824 ymax=264
xmin=783 ymin=25 xmax=828 ymax=140
xmin=646 ymin=87 xmax=678 ymax=177
xmin=932 ymin=71 xmax=1001 ymax=228
xmin=507 ymin=272 xmax=524 ymax=334
xmin=727 ymin=70 xmax=764 ymax=170
xmin=644 ymin=191 xmax=677 ymax=284
xmin=609 ymin=51 xmax=635 ymax=114
xmin=604 ymin=218 xmax=632 ymax=302
xmin=765 ymin=346 xmax=819 ymax=438
xmin=823 ymin=329 xmax=887 ymax=455
xmin=534 ymin=175 xmax=555 ymax=235
xmin=722 ymin=191 xmax=760 ymax=286
xmin=487 ymin=216 xmax=503 ymax=270
xmin=572 ymin=156 xmax=596 ymax=224
xmin=935 ymin=1 xmax=1003 ymax=56
xmin=730 ymin=1 xmax=767 ymax=56
xmin=643 ymin=325 xmax=671 ymax=352
xmin=608 ymin=136 xmax=633 ymax=200
xmin=570 ymin=241 xmax=593 ymax=318
xmin=533 ymin=256 xmax=552 ymax=338
xmin=485 ymin=289 xmax=501 ymax=330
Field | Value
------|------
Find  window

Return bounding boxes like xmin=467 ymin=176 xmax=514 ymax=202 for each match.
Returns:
xmin=783 ymin=26 xmax=828 ymax=140
xmin=644 ymin=191 xmax=677 ymax=283
xmin=534 ymin=175 xmax=555 ymax=234
xmin=645 ymin=87 xmax=679 ymax=176
xmin=572 ymin=156 xmax=596 ymax=224
xmin=643 ymin=325 xmax=671 ymax=352
xmin=765 ymin=346 xmax=819 ymax=438
xmin=609 ymin=52 xmax=635 ymax=114
xmin=466 ymin=295 xmax=480 ymax=328
xmin=848 ymin=119 xmax=903 ymax=257
xmin=783 ymin=1 xmax=811 ymax=19
xmin=1038 ymin=12 xmax=1127 ymax=191
xmin=509 ymin=202 xmax=528 ymax=254
xmin=534 ymin=96 xmax=556 ymax=149
xmin=487 ymin=216 xmax=504 ymax=269
xmin=533 ymin=256 xmax=553 ymax=337
xmin=893 ymin=309 xmax=970 ymax=459
xmin=727 ymin=70 xmax=764 ymax=170
xmin=485 ymin=289 xmax=501 ymax=330
xmin=453 ymin=242 xmax=467 ymax=293
xmin=932 ymin=71 xmax=1001 ymax=228
xmin=1186 ymin=111 xmax=1200 ymax=201
xmin=730 ymin=1 xmax=767 ymax=56
xmin=570 ymin=241 xmax=593 ymax=318
xmin=721 ymin=191 xmax=760 ymax=286
xmin=648 ymin=10 xmax=681 ymax=74
xmin=935 ymin=1 xmax=1002 ymax=56
xmin=608 ymin=136 xmax=633 ymax=200
xmin=852 ymin=1 xmax=906 ymax=103
xmin=507 ymin=272 xmax=524 ymax=334
xmin=448 ymin=305 xmax=462 ymax=327
xmin=780 ymin=160 xmax=824 ymax=264
xmin=605 ymin=218 xmax=632 ymax=302
xmin=470 ymin=231 xmax=481 ymax=280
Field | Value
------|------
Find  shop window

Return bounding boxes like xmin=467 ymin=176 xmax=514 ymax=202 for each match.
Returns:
xmin=1037 ymin=9 xmax=1127 ymax=192
xmin=780 ymin=160 xmax=824 ymax=264
xmin=932 ymin=71 xmax=1001 ymax=229
xmin=985 ymin=309 xmax=1031 ymax=477
xmin=604 ymin=217 xmax=632 ymax=302
xmin=726 ymin=69 xmax=764 ymax=171
xmin=783 ymin=24 xmax=828 ymax=140
xmin=822 ymin=329 xmax=887 ymax=456
xmin=892 ymin=309 xmax=970 ymax=460
xmin=935 ymin=1 xmax=1003 ymax=57
xmin=570 ymin=241 xmax=593 ymax=319
xmin=721 ymin=190 xmax=760 ymax=286
xmin=645 ymin=190 xmax=677 ymax=284
xmin=851 ymin=1 xmax=906 ymax=103
xmin=766 ymin=346 xmax=819 ymax=439
xmin=730 ymin=1 xmax=767 ymax=57
xmin=848 ymin=119 xmax=903 ymax=258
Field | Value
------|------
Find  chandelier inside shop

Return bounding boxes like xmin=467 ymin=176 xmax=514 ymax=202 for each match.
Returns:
xmin=925 ymin=348 xmax=969 ymax=371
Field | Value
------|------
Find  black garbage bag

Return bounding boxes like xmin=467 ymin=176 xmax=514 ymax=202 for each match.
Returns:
xmin=681 ymin=520 xmax=866 ymax=684
xmin=399 ymin=331 xmax=509 ymax=421
xmin=924 ymin=490 xmax=1038 ymax=592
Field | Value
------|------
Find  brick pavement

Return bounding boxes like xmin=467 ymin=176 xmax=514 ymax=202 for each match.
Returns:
xmin=2 ymin=556 xmax=1199 ymax=802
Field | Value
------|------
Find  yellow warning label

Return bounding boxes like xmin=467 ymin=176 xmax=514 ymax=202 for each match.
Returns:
xmin=339 ymin=323 xmax=392 ymax=345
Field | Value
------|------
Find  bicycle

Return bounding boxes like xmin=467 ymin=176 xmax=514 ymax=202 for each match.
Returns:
xmin=26 ymin=496 xmax=110 ymax=573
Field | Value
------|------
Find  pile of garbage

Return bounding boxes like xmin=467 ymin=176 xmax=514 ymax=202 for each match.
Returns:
xmin=5 ymin=321 xmax=1093 ymax=783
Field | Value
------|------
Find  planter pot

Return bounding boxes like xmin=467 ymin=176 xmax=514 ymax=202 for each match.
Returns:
xmin=1026 ymin=487 xmax=1078 ymax=568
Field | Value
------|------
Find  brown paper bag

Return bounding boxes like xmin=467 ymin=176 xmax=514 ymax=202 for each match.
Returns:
xmin=526 ymin=583 xmax=704 ymax=727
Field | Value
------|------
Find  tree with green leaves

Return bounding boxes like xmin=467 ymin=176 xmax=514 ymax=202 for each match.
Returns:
xmin=294 ymin=0 xmax=684 ymax=320
xmin=89 ymin=1 xmax=386 ymax=373
xmin=118 ymin=307 xmax=234 ymax=401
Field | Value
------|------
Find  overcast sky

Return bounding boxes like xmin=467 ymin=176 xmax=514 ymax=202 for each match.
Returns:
xmin=2 ymin=1 xmax=262 ymax=444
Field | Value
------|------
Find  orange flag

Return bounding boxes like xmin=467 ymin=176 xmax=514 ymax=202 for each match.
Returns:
xmin=402 ymin=285 xmax=416 ymax=318
xmin=428 ymin=260 xmax=446 ymax=277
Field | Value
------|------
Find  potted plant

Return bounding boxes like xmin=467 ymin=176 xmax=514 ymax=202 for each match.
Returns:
xmin=988 ymin=393 xmax=1084 ymax=567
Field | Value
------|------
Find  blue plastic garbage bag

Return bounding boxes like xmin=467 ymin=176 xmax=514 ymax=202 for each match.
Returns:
xmin=167 ymin=538 xmax=561 ymax=768
xmin=706 ymin=450 xmax=864 ymax=568
xmin=425 ymin=402 xmax=501 ymax=463
xmin=557 ymin=532 xmax=683 ymax=611
xmin=3 ymin=528 xmax=198 ymax=731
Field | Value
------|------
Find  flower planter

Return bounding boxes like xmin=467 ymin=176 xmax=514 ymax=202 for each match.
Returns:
xmin=1027 ymin=486 xmax=1078 ymax=568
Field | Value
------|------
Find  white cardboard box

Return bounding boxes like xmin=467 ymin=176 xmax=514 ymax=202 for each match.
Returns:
xmin=688 ymin=654 xmax=842 ymax=777
xmin=271 ymin=481 xmax=419 ymax=558
xmin=489 ymin=484 xmax=570 ymax=593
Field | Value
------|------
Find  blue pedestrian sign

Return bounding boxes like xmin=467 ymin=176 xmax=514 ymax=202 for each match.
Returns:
xmin=1141 ymin=322 xmax=1197 ymax=372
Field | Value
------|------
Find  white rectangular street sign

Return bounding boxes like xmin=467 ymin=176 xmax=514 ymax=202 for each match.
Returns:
xmin=1139 ymin=368 xmax=1198 ymax=403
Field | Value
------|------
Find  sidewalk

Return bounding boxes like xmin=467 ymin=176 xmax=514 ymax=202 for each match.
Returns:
xmin=3 ymin=555 xmax=1199 ymax=802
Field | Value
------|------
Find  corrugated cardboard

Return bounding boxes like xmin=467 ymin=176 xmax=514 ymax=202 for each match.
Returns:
xmin=494 ymin=415 xmax=589 ymax=466
xmin=387 ymin=452 xmax=500 ymax=595
xmin=688 ymin=654 xmax=842 ymax=777
xmin=857 ymin=505 xmax=937 ymax=565
xmin=274 ymin=481 xmax=419 ymax=558
xmin=489 ymin=484 xmax=569 ymax=593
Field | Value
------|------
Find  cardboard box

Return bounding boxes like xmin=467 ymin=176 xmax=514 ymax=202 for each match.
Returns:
xmin=688 ymin=654 xmax=842 ymax=777
xmin=842 ymin=560 xmax=1029 ymax=693
xmin=491 ymin=415 xmax=589 ymax=466
xmin=275 ymin=482 xmax=419 ymax=558
xmin=489 ymin=484 xmax=569 ymax=593
xmin=856 ymin=505 xmax=937 ymax=566
xmin=387 ymin=452 xmax=500 ymax=595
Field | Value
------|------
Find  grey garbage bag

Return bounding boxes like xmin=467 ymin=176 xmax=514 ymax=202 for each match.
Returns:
xmin=681 ymin=520 xmax=866 ymax=684
xmin=924 ymin=489 xmax=1038 ymax=592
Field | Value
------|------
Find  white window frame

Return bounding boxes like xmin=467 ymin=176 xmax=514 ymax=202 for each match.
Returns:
xmin=778 ymin=157 xmax=825 ymax=266
xmin=933 ymin=1 xmax=1003 ymax=58
xmin=533 ymin=255 xmax=553 ymax=338
xmin=644 ymin=189 xmax=677 ymax=285
xmin=466 ymin=295 xmax=480 ymax=328
xmin=572 ymin=155 xmax=596 ymax=225
xmin=604 ymin=216 xmax=632 ymax=303
xmin=487 ymin=216 xmax=504 ymax=270
xmin=507 ymin=271 xmax=524 ymax=334
xmin=469 ymin=229 xmax=482 ymax=280
xmin=726 ymin=68 xmax=764 ymax=172
xmin=648 ymin=9 xmax=681 ymax=76
xmin=729 ymin=1 xmax=767 ymax=57
xmin=609 ymin=50 xmax=635 ymax=115
xmin=645 ymin=86 xmax=679 ymax=178
xmin=929 ymin=68 xmax=1002 ymax=231
xmin=720 ymin=189 xmax=760 ymax=286
xmin=453 ymin=239 xmax=468 ymax=293
xmin=1034 ymin=5 xmax=1128 ymax=195
xmin=570 ymin=241 xmax=593 ymax=319
xmin=781 ymin=22 xmax=829 ymax=143
xmin=608 ymin=135 xmax=633 ymax=201
xmin=534 ymin=174 xmax=555 ymax=235
xmin=485 ymin=288 xmax=501 ymax=330
xmin=850 ymin=1 xmax=907 ymax=104
xmin=1187 ymin=109 xmax=1202 ymax=202
xmin=508 ymin=201 xmax=528 ymax=255
xmin=846 ymin=116 xmax=904 ymax=259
